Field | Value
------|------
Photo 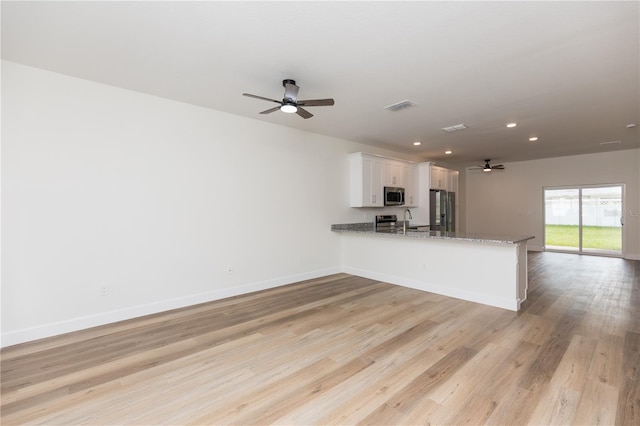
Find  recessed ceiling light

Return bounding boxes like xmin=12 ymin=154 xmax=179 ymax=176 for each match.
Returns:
xmin=529 ymin=137 xmax=539 ymax=142
xmin=600 ymin=140 xmax=622 ymax=145
xmin=506 ymin=122 xmax=517 ymax=128
xmin=413 ymin=141 xmax=421 ymax=146
xmin=627 ymin=123 xmax=637 ymax=129
xmin=445 ymin=150 xmax=452 ymax=155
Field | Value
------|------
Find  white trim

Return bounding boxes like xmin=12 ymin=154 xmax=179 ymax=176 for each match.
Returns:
xmin=0 ymin=267 xmax=341 ymax=348
xmin=342 ymin=266 xmax=519 ymax=311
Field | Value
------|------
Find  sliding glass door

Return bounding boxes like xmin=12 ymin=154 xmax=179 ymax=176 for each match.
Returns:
xmin=544 ymin=185 xmax=623 ymax=256
xmin=544 ymin=188 xmax=580 ymax=252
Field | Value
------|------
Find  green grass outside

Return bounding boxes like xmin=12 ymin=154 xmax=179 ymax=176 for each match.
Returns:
xmin=545 ymin=225 xmax=621 ymax=251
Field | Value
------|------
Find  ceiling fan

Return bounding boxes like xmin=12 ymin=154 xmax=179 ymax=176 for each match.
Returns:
xmin=470 ymin=159 xmax=505 ymax=172
xmin=243 ymin=79 xmax=334 ymax=119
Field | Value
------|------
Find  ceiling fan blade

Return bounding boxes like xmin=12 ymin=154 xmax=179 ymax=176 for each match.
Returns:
xmin=296 ymin=107 xmax=313 ymax=119
xmin=283 ymin=81 xmax=299 ymax=101
xmin=493 ymin=166 xmax=505 ymax=169
xmin=297 ymin=98 xmax=335 ymax=107
xmin=243 ymin=93 xmax=281 ymax=104
xmin=259 ymin=106 xmax=281 ymax=114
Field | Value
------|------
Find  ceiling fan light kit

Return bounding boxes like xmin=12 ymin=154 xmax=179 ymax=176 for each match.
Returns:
xmin=243 ymin=79 xmax=334 ymax=119
xmin=280 ymin=103 xmax=297 ymax=113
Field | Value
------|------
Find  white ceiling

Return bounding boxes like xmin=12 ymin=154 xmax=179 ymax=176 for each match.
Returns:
xmin=2 ymin=1 xmax=639 ymax=167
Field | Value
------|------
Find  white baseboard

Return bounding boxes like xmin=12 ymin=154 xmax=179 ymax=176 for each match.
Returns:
xmin=342 ymin=266 xmax=519 ymax=312
xmin=624 ymin=252 xmax=640 ymax=260
xmin=1 ymin=267 xmax=341 ymax=348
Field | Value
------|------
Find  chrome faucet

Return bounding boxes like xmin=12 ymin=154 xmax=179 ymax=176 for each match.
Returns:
xmin=403 ymin=209 xmax=412 ymax=234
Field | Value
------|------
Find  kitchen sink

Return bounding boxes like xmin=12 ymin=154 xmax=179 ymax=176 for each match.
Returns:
xmin=377 ymin=226 xmax=431 ymax=234
xmin=405 ymin=226 xmax=431 ymax=232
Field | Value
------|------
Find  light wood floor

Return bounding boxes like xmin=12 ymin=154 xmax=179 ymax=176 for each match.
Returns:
xmin=2 ymin=252 xmax=639 ymax=425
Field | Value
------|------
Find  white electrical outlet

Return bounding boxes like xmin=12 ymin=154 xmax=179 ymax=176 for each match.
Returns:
xmin=101 ymin=286 xmax=109 ymax=296
xmin=227 ymin=266 xmax=233 ymax=274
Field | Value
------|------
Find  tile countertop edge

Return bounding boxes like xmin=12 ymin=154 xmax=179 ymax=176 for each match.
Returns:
xmin=331 ymin=223 xmax=535 ymax=245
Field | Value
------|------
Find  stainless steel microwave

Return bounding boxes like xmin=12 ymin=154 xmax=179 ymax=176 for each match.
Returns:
xmin=384 ymin=186 xmax=405 ymax=206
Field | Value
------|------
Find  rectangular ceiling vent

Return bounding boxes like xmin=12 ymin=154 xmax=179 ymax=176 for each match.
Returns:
xmin=384 ymin=100 xmax=417 ymax=112
xmin=441 ymin=123 xmax=468 ymax=132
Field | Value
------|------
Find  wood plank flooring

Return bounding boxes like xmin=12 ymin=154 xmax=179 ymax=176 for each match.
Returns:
xmin=1 ymin=252 xmax=639 ymax=425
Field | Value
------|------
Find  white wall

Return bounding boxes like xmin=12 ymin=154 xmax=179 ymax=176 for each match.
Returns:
xmin=465 ymin=150 xmax=640 ymax=259
xmin=1 ymin=61 xmax=419 ymax=347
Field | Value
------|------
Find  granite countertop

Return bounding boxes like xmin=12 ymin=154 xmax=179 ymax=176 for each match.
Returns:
xmin=331 ymin=222 xmax=535 ymax=244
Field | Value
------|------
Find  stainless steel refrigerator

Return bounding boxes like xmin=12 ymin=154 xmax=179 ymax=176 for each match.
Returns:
xmin=430 ymin=189 xmax=455 ymax=231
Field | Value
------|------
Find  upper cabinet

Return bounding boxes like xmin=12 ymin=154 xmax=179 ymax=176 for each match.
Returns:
xmin=384 ymin=160 xmax=408 ymax=187
xmin=430 ymin=166 xmax=448 ymax=190
xmin=405 ymin=165 xmax=419 ymax=207
xmin=428 ymin=163 xmax=458 ymax=193
xmin=350 ymin=153 xmax=384 ymax=207
xmin=350 ymin=153 xmax=418 ymax=208
xmin=448 ymin=169 xmax=459 ymax=193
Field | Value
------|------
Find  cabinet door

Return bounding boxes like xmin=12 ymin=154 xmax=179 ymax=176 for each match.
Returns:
xmin=365 ymin=157 xmax=384 ymax=206
xmin=431 ymin=166 xmax=447 ymax=190
xmin=447 ymin=170 xmax=459 ymax=193
xmin=401 ymin=164 xmax=411 ymax=190
xmin=351 ymin=154 xmax=384 ymax=207
xmin=384 ymin=161 xmax=405 ymax=187
xmin=405 ymin=165 xmax=419 ymax=207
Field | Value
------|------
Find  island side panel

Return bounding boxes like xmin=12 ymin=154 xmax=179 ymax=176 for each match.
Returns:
xmin=340 ymin=233 xmax=522 ymax=311
xmin=516 ymin=241 xmax=528 ymax=307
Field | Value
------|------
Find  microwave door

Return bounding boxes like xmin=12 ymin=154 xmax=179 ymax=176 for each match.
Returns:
xmin=384 ymin=187 xmax=404 ymax=206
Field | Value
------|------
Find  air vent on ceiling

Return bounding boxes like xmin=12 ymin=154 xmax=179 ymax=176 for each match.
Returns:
xmin=442 ymin=123 xmax=468 ymax=132
xmin=384 ymin=100 xmax=417 ymax=112
xmin=600 ymin=140 xmax=622 ymax=145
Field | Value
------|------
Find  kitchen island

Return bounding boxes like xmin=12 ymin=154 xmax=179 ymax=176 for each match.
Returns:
xmin=332 ymin=222 xmax=534 ymax=311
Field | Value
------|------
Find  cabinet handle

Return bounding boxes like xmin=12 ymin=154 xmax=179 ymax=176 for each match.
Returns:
xmin=372 ymin=194 xmax=376 ymax=204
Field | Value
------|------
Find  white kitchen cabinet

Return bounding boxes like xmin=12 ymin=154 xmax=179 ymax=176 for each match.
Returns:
xmin=384 ymin=160 xmax=407 ymax=187
xmin=350 ymin=153 xmax=419 ymax=208
xmin=350 ymin=153 xmax=384 ymax=207
xmin=429 ymin=164 xmax=458 ymax=193
xmin=447 ymin=169 xmax=459 ymax=193
xmin=430 ymin=166 xmax=448 ymax=190
xmin=404 ymin=164 xmax=419 ymax=207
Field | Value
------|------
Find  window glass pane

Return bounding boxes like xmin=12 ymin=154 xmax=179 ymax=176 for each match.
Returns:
xmin=545 ymin=189 xmax=579 ymax=251
xmin=582 ymin=186 xmax=622 ymax=254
